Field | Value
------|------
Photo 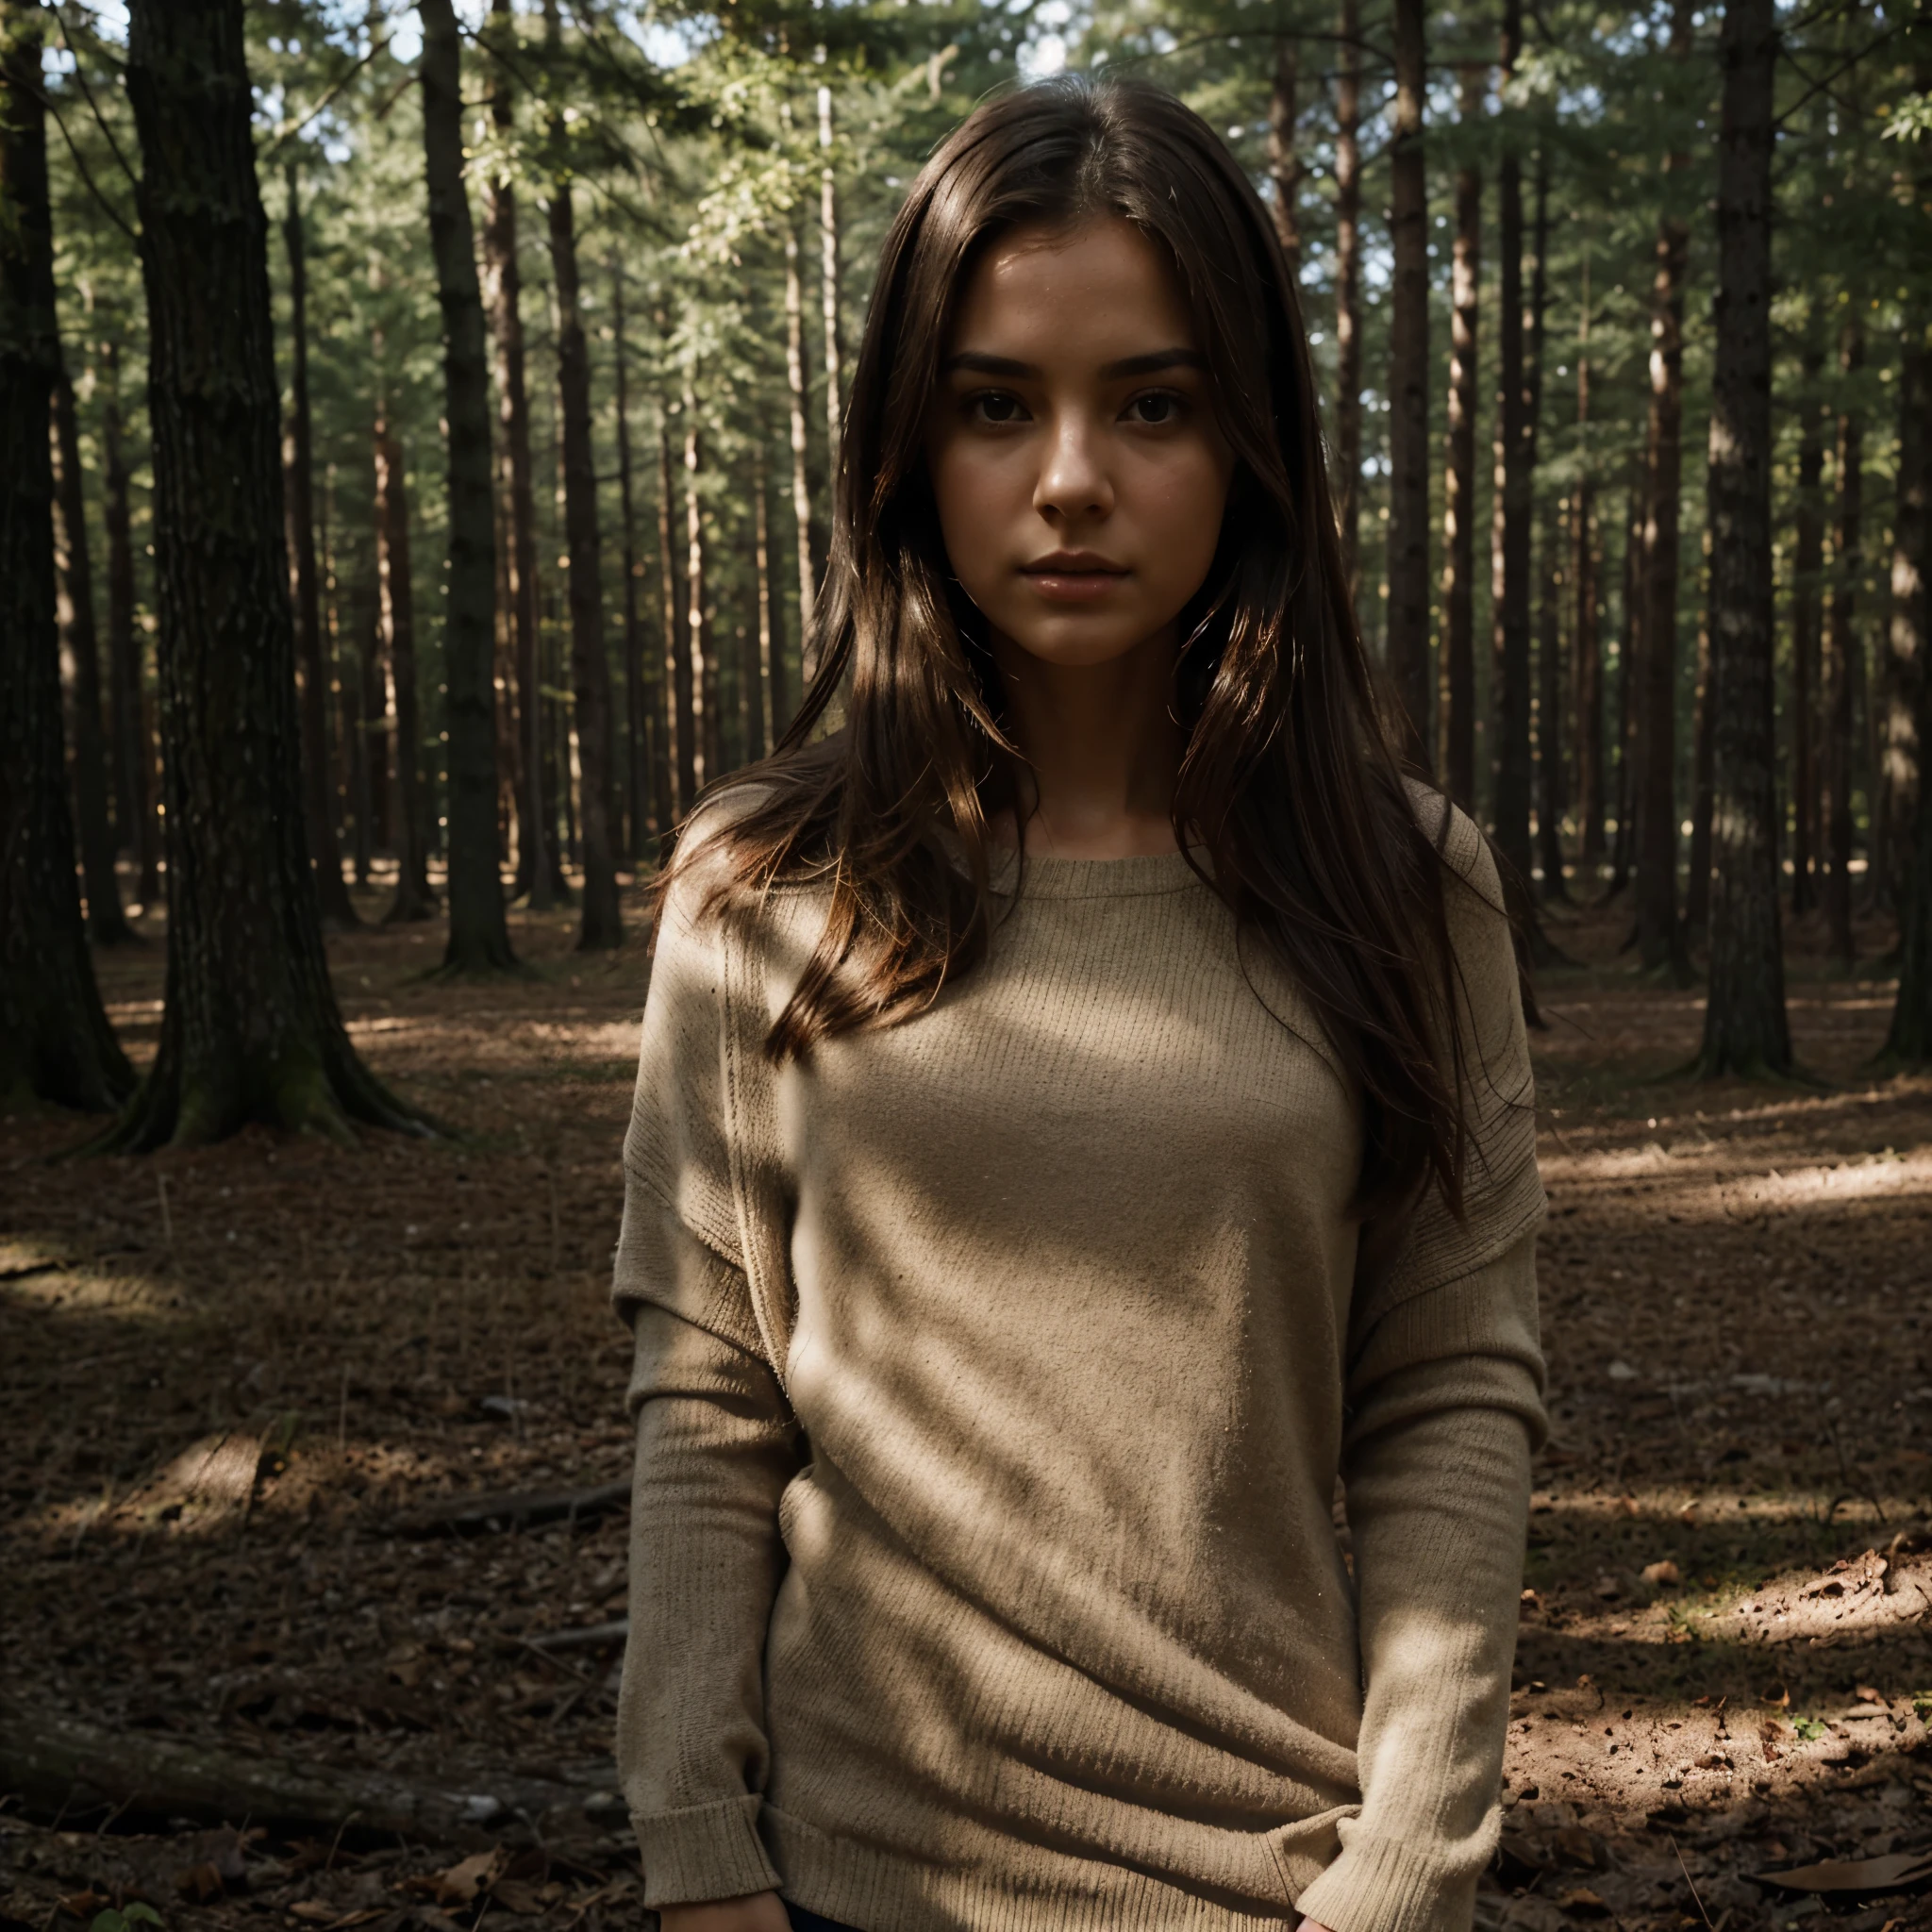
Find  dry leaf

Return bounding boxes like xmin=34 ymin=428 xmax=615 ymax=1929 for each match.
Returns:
xmin=1641 ymin=1559 xmax=1681 ymax=1587
xmin=427 ymin=1848 xmax=505 ymax=1907
xmin=1764 ymin=1851 xmax=1932 ymax=1894
xmin=1556 ymin=1887 xmax=1610 ymax=1917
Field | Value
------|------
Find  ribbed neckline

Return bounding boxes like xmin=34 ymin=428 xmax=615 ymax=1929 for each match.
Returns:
xmin=986 ymin=844 xmax=1206 ymax=900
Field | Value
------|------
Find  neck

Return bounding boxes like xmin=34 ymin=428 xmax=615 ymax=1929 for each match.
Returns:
xmin=989 ymin=625 xmax=1186 ymax=859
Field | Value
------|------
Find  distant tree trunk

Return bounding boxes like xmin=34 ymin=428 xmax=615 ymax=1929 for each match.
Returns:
xmin=1885 ymin=368 xmax=1932 ymax=1058
xmin=1572 ymin=262 xmax=1605 ymax=874
xmin=1608 ymin=488 xmax=1641 ymax=897
xmin=783 ymin=224 xmax=817 ymax=685
xmin=1880 ymin=330 xmax=1928 ymax=948
xmin=1697 ymin=0 xmax=1789 ymax=1077
xmin=752 ymin=441 xmax=774 ymax=758
xmin=683 ymin=389 xmax=709 ymax=796
xmin=107 ymin=0 xmax=420 ymax=1147
xmin=375 ymin=422 xmax=432 ymax=923
xmin=420 ymin=0 xmax=516 ymax=974
xmin=101 ymin=341 xmax=158 ymax=903
xmin=818 ymin=86 xmax=843 ymax=491
xmin=344 ymin=591 xmax=372 ymax=888
xmin=657 ymin=396 xmax=687 ymax=816
xmin=1686 ymin=524 xmax=1716 ymax=937
xmin=1383 ymin=0 xmax=1430 ymax=764
xmin=610 ymin=260 xmax=658 ymax=859
xmin=544 ymin=175 xmax=620 ymax=949
xmin=1634 ymin=20 xmax=1692 ymax=970
xmin=1824 ymin=318 xmax=1863 ymax=966
xmin=50 ymin=362 xmax=133 ymax=945
xmin=282 ymin=171 xmax=356 ymax=930
xmin=1331 ymin=0 xmax=1362 ymax=599
xmin=1440 ymin=62 xmax=1482 ymax=808
xmin=1267 ymin=36 xmax=1302 ymax=280
xmin=1790 ymin=362 xmax=1824 ymax=914
xmin=481 ymin=0 xmax=548 ymax=911
xmin=1538 ymin=495 xmax=1569 ymax=897
xmin=1489 ymin=0 xmax=1531 ymax=883
xmin=0 ymin=5 xmax=132 ymax=1109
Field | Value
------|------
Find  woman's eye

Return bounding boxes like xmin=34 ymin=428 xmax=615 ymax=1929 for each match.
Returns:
xmin=1125 ymin=391 xmax=1184 ymax=425
xmin=969 ymin=391 xmax=1027 ymax=425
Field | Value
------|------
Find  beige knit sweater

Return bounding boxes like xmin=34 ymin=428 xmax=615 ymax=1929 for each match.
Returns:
xmin=612 ymin=796 xmax=1545 ymax=1932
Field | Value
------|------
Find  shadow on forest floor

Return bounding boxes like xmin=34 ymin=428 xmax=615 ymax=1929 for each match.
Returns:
xmin=3 ymin=873 xmax=1929 ymax=1930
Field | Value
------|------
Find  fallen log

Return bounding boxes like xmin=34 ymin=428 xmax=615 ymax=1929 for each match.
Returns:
xmin=386 ymin=1479 xmax=629 ymax=1540
xmin=0 ymin=1701 xmax=611 ymax=1842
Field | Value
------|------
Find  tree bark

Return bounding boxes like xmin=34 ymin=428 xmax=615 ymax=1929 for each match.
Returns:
xmin=544 ymin=173 xmax=620 ymax=950
xmin=1267 ymin=36 xmax=1302 ymax=281
xmin=1440 ymin=62 xmax=1482 ymax=808
xmin=1686 ymin=524 xmax=1715 ymax=937
xmin=610 ymin=259 xmax=659 ymax=859
xmin=1884 ymin=351 xmax=1932 ymax=1059
xmin=1489 ymin=0 xmax=1531 ymax=883
xmin=420 ymin=0 xmax=516 ymax=974
xmin=752 ymin=440 xmax=774 ymax=758
xmin=1608 ymin=488 xmax=1641 ymax=897
xmin=1383 ymin=0 xmax=1430 ymax=765
xmin=1572 ymin=262 xmax=1605 ymax=874
xmin=684 ymin=389 xmax=710 ymax=796
xmin=0 ymin=6 xmax=131 ymax=1110
xmin=282 ymin=171 xmax=356 ymax=930
xmin=1332 ymin=0 xmax=1363 ymax=601
xmin=375 ymin=423 xmax=432 ymax=923
xmin=101 ymin=340 xmax=159 ymax=903
xmin=50 ymin=361 xmax=133 ymax=945
xmin=818 ymin=85 xmax=843 ymax=497
xmin=1879 ymin=332 xmax=1927 ymax=958
xmin=1538 ymin=494 xmax=1569 ymax=897
xmin=1824 ymin=319 xmax=1863 ymax=966
xmin=481 ymin=0 xmax=549 ymax=912
xmin=657 ymin=393 xmax=687 ymax=816
xmin=1697 ymin=0 xmax=1790 ymax=1076
xmin=783 ymin=223 xmax=818 ymax=686
xmin=1790 ymin=360 xmax=1824 ymax=914
xmin=106 ymin=0 xmax=419 ymax=1147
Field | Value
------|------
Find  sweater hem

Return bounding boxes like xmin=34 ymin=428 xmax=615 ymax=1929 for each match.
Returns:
xmin=765 ymin=1807 xmax=1305 ymax=1932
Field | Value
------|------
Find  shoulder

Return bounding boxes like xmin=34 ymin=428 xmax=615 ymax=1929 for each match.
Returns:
xmin=1400 ymin=776 xmax=1507 ymax=930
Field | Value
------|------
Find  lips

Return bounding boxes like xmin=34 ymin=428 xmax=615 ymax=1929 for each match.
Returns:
xmin=1020 ymin=553 xmax=1128 ymax=604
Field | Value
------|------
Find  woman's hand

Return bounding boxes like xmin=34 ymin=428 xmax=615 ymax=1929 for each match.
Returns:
xmin=658 ymin=1893 xmax=792 ymax=1932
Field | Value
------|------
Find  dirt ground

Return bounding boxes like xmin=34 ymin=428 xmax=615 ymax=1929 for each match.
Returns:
xmin=3 ymin=873 xmax=1928 ymax=1932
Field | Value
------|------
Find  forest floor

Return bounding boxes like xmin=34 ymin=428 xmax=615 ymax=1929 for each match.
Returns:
xmin=3 ymin=871 xmax=1930 ymax=1932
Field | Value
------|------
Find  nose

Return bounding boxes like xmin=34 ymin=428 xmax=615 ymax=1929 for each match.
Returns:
xmin=1033 ymin=408 xmax=1113 ymax=524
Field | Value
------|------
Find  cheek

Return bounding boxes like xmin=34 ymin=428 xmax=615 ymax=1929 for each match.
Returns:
xmin=1128 ymin=448 xmax=1232 ymax=578
xmin=927 ymin=441 xmax=1019 ymax=580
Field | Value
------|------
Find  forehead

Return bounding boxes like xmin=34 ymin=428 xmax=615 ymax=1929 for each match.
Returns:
xmin=946 ymin=217 xmax=1197 ymax=355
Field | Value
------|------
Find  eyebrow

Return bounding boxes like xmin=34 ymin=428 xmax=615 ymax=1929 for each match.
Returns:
xmin=942 ymin=348 xmax=1208 ymax=379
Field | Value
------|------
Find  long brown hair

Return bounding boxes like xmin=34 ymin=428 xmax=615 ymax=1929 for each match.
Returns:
xmin=664 ymin=75 xmax=1474 ymax=1219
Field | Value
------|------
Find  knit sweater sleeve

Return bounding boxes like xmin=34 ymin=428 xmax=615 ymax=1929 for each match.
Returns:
xmin=1295 ymin=804 xmax=1548 ymax=1932
xmin=612 ymin=871 xmax=801 ymax=1909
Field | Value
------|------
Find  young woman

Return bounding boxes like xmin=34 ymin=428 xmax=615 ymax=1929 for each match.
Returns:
xmin=613 ymin=77 xmax=1544 ymax=1932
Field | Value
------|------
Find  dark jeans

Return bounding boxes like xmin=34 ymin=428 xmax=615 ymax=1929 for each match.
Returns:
xmin=786 ymin=1908 xmax=862 ymax=1932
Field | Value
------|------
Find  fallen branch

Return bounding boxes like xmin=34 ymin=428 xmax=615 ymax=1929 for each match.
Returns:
xmin=0 ymin=1701 xmax=609 ymax=1842
xmin=523 ymin=1618 xmax=629 ymax=1653
xmin=387 ymin=1479 xmax=629 ymax=1539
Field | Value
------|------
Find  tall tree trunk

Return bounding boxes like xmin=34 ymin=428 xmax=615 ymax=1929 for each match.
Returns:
xmin=1332 ymin=0 xmax=1362 ymax=600
xmin=818 ymin=86 xmax=843 ymax=495
xmin=544 ymin=168 xmax=620 ymax=950
xmin=1267 ymin=36 xmax=1302 ymax=280
xmin=683 ymin=389 xmax=709 ymax=797
xmin=481 ymin=0 xmax=548 ymax=911
xmin=344 ymin=590 xmax=372 ymax=888
xmin=375 ymin=422 xmax=432 ymax=923
xmin=1790 ymin=346 xmax=1824 ymax=914
xmin=0 ymin=5 xmax=131 ymax=1108
xmin=1634 ymin=9 xmax=1693 ymax=969
xmin=108 ymin=0 xmax=418 ymax=1147
xmin=1440 ymin=62 xmax=1482 ymax=808
xmin=1572 ymin=260 xmax=1605 ymax=874
xmin=101 ymin=340 xmax=158 ymax=903
xmin=761 ymin=424 xmax=790 ymax=743
xmin=752 ymin=441 xmax=774 ymax=758
xmin=1697 ymin=0 xmax=1789 ymax=1076
xmin=283 ymin=170 xmax=356 ymax=929
xmin=783 ymin=225 xmax=818 ymax=687
xmin=1489 ymin=0 xmax=1531 ymax=882
xmin=50 ymin=361 xmax=133 ymax=945
xmin=1686 ymin=524 xmax=1716 ymax=936
xmin=420 ymin=0 xmax=516 ymax=974
xmin=1824 ymin=318 xmax=1862 ymax=966
xmin=1880 ymin=333 xmax=1928 ymax=959
xmin=1538 ymin=494 xmax=1569 ymax=896
xmin=1608 ymin=487 xmax=1641 ymax=897
xmin=610 ymin=258 xmax=658 ymax=859
xmin=657 ymin=396 xmax=687 ymax=816
xmin=1383 ymin=0 xmax=1430 ymax=764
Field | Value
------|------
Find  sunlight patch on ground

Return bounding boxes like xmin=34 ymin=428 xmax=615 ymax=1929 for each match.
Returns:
xmin=0 ymin=1257 xmax=188 ymax=1327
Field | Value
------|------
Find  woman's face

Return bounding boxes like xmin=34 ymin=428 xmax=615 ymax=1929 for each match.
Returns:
xmin=923 ymin=217 xmax=1236 ymax=674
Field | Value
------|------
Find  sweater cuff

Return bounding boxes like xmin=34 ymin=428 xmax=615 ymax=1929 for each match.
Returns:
xmin=634 ymin=1792 xmax=782 ymax=1908
xmin=1293 ymin=1827 xmax=1482 ymax=1932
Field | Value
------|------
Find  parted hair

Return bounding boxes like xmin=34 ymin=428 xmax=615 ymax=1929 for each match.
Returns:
xmin=658 ymin=74 xmax=1483 ymax=1220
